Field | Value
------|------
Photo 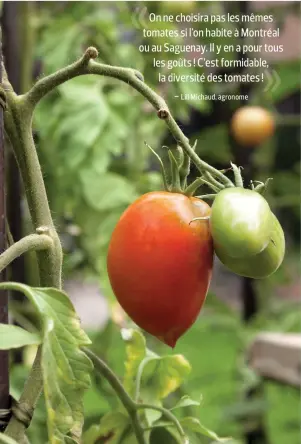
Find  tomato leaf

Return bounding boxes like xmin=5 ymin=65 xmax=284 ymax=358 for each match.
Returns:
xmin=0 ymin=324 xmax=41 ymax=349
xmin=180 ymin=417 xmax=231 ymax=442
xmin=170 ymin=395 xmax=202 ymax=411
xmin=80 ymin=171 xmax=138 ymax=212
xmin=0 ymin=283 xmax=93 ymax=443
xmin=82 ymin=411 xmax=130 ymax=444
xmin=141 ymin=354 xmax=191 ymax=400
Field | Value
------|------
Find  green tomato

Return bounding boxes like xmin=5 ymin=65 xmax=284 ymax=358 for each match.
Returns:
xmin=215 ymin=213 xmax=285 ymax=279
xmin=210 ymin=188 xmax=273 ymax=258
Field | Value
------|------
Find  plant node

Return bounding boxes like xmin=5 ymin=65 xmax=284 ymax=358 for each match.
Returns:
xmin=36 ymin=226 xmax=50 ymax=235
xmin=84 ymin=46 xmax=99 ymax=60
xmin=157 ymin=108 xmax=169 ymax=120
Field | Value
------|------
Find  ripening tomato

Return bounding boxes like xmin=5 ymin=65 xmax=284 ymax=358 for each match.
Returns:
xmin=216 ymin=213 xmax=285 ymax=278
xmin=107 ymin=192 xmax=213 ymax=348
xmin=210 ymin=188 xmax=273 ymax=258
xmin=231 ymin=106 xmax=275 ymax=146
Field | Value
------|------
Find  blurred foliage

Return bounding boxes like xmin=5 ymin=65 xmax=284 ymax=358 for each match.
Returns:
xmin=7 ymin=1 xmax=301 ymax=444
xmin=11 ymin=293 xmax=300 ymax=443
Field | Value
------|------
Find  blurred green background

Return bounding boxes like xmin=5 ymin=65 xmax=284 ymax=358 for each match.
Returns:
xmin=2 ymin=1 xmax=300 ymax=443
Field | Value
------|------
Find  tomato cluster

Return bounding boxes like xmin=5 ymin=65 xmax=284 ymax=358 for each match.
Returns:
xmin=107 ymin=188 xmax=284 ymax=347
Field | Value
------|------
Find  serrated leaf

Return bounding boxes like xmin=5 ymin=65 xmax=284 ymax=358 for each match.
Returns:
xmin=121 ymin=329 xmax=191 ymax=406
xmin=0 ymin=324 xmax=41 ymax=349
xmin=180 ymin=417 xmax=231 ymax=442
xmin=141 ymin=354 xmax=191 ymax=400
xmin=0 ymin=434 xmax=18 ymax=444
xmin=57 ymin=78 xmax=109 ymax=156
xmin=82 ymin=411 xmax=130 ymax=444
xmin=171 ymin=395 xmax=202 ymax=411
xmin=80 ymin=171 xmax=138 ymax=211
xmin=0 ymin=283 xmax=93 ymax=443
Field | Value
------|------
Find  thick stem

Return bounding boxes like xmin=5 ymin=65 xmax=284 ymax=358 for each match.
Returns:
xmin=0 ymin=234 xmax=53 ymax=273
xmin=4 ymin=93 xmax=62 ymax=288
xmin=3 ymin=85 xmax=62 ymax=441
xmin=5 ymin=348 xmax=43 ymax=442
xmin=84 ymin=348 xmax=146 ymax=444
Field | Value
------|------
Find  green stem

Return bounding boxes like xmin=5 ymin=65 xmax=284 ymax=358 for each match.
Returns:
xmin=168 ymin=150 xmax=181 ymax=192
xmin=203 ymin=172 xmax=225 ymax=190
xmin=4 ymin=94 xmax=62 ymax=288
xmin=144 ymin=142 xmax=169 ymax=191
xmin=0 ymin=234 xmax=53 ymax=273
xmin=5 ymin=348 xmax=43 ymax=442
xmin=179 ymin=141 xmax=195 ymax=189
xmin=196 ymin=194 xmax=216 ymax=200
xmin=83 ymin=348 xmax=146 ymax=444
xmin=185 ymin=177 xmax=220 ymax=196
xmin=135 ymin=404 xmax=187 ymax=443
xmin=135 ymin=357 xmax=156 ymax=402
xmin=3 ymin=83 xmax=62 ymax=442
xmin=23 ymin=47 xmax=234 ymax=188
xmin=19 ymin=2 xmax=35 ymax=94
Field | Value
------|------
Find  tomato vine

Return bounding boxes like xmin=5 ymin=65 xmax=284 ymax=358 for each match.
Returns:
xmin=0 ymin=45 xmax=284 ymax=444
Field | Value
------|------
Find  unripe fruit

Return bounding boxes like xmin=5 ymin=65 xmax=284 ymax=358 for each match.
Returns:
xmin=216 ymin=213 xmax=285 ymax=278
xmin=210 ymin=188 xmax=273 ymax=258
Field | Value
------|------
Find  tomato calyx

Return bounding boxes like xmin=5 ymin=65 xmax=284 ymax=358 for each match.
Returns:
xmin=145 ymin=140 xmax=274 ymax=205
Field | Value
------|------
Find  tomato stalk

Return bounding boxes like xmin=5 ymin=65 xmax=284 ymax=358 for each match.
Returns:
xmin=185 ymin=177 xmax=220 ymax=196
xmin=22 ymin=47 xmax=235 ymax=192
xmin=1 ymin=75 xmax=63 ymax=441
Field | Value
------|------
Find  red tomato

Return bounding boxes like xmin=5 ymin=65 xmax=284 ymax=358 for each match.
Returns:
xmin=107 ymin=192 xmax=213 ymax=348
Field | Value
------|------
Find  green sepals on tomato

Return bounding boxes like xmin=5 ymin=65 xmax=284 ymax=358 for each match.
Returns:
xmin=216 ymin=213 xmax=285 ymax=279
xmin=210 ymin=188 xmax=273 ymax=258
xmin=107 ymin=191 xmax=214 ymax=348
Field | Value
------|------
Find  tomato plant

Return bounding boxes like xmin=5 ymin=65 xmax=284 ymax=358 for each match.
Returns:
xmin=0 ymin=44 xmax=237 ymax=444
xmin=231 ymin=106 xmax=275 ymax=146
xmin=210 ymin=187 xmax=273 ymax=258
xmin=107 ymin=191 xmax=213 ymax=347
xmin=0 ymin=10 xmax=288 ymax=440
